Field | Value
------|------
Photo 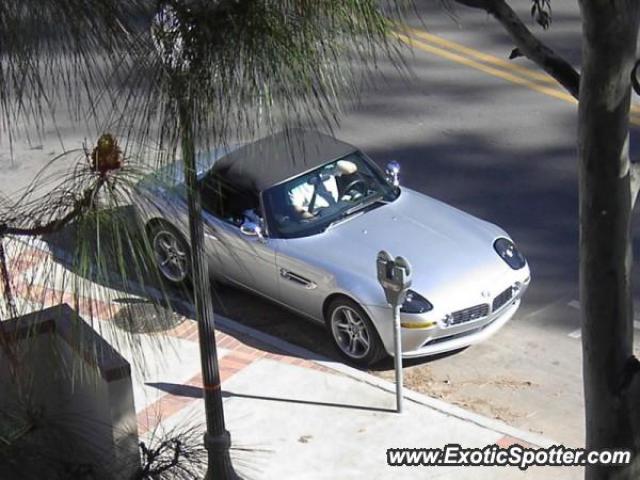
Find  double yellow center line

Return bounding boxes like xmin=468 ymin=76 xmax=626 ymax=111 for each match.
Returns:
xmin=394 ymin=26 xmax=640 ymax=126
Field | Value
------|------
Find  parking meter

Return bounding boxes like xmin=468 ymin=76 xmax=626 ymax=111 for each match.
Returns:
xmin=376 ymin=250 xmax=412 ymax=413
xmin=376 ymin=251 xmax=412 ymax=307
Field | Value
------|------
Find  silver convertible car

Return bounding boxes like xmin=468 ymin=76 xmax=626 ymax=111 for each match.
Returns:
xmin=136 ymin=130 xmax=530 ymax=366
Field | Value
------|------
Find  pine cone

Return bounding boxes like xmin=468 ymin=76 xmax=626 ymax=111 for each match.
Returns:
xmin=91 ymin=133 xmax=122 ymax=174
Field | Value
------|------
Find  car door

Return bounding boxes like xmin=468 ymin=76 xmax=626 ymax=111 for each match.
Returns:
xmin=199 ymin=170 xmax=279 ymax=298
xmin=275 ymin=239 xmax=328 ymax=322
xmin=200 ymin=209 xmax=229 ymax=281
xmin=215 ymin=219 xmax=278 ymax=298
xmin=201 ymin=207 xmax=279 ymax=301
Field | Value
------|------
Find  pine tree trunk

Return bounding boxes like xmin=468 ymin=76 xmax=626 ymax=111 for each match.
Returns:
xmin=177 ymin=97 xmax=238 ymax=479
xmin=578 ymin=1 xmax=640 ymax=478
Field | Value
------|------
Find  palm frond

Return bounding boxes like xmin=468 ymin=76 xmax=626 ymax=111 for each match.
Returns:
xmin=1 ymin=0 xmax=412 ymax=370
xmin=0 ymin=1 xmax=154 ymax=147
xmin=106 ymin=0 xmax=411 ymax=158
xmin=0 ymin=0 xmax=413 ymax=435
xmin=0 ymin=140 xmax=187 ymax=377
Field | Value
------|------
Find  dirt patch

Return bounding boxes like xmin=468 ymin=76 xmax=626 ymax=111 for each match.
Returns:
xmin=374 ymin=365 xmax=536 ymax=425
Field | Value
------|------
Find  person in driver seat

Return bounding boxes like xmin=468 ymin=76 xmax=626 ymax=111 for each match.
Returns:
xmin=289 ymin=159 xmax=357 ymax=219
xmin=242 ymin=207 xmax=263 ymax=227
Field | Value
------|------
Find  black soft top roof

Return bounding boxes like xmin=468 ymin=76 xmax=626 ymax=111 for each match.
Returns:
xmin=209 ymin=129 xmax=357 ymax=195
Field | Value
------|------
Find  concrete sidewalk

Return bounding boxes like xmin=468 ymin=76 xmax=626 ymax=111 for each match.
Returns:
xmin=3 ymin=238 xmax=582 ymax=479
xmin=142 ymin=315 xmax=581 ymax=480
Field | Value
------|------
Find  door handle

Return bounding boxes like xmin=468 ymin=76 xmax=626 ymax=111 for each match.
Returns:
xmin=280 ymin=268 xmax=317 ymax=289
xmin=204 ymin=232 xmax=218 ymax=241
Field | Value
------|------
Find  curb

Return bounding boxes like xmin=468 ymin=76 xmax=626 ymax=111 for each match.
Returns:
xmin=11 ymin=236 xmax=556 ymax=448
xmin=212 ymin=311 xmax=556 ymax=449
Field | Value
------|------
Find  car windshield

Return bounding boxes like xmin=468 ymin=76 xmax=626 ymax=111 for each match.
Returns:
xmin=262 ymin=151 xmax=399 ymax=238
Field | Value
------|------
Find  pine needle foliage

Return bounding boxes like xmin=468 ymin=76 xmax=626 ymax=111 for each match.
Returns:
xmin=0 ymin=0 xmax=411 ymax=359
xmin=0 ymin=3 xmax=411 ymax=475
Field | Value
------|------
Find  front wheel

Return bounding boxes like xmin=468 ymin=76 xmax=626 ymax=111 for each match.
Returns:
xmin=147 ymin=222 xmax=191 ymax=285
xmin=327 ymin=297 xmax=387 ymax=367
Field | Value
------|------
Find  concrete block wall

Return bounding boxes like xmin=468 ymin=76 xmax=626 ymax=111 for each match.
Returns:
xmin=0 ymin=304 xmax=140 ymax=478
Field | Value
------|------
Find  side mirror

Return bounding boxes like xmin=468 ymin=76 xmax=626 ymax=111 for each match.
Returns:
xmin=385 ymin=160 xmax=400 ymax=187
xmin=240 ymin=221 xmax=265 ymax=241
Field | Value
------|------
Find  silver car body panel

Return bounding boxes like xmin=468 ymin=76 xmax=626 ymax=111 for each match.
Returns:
xmin=136 ymin=148 xmax=530 ymax=359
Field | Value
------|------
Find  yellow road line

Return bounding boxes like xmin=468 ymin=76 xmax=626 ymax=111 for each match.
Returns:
xmin=405 ymin=26 xmax=555 ymax=85
xmin=395 ymin=29 xmax=640 ymax=126
xmin=394 ymin=32 xmax=577 ymax=104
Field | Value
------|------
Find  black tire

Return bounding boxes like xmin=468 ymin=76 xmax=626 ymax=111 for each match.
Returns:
xmin=326 ymin=297 xmax=387 ymax=367
xmin=146 ymin=221 xmax=191 ymax=285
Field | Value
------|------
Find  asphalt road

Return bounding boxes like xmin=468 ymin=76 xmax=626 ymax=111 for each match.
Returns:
xmin=2 ymin=0 xmax=640 ymax=454
xmin=207 ymin=1 xmax=640 ymax=449
xmin=334 ymin=1 xmax=640 ymax=449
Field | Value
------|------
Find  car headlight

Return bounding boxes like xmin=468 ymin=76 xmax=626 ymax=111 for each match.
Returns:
xmin=494 ymin=238 xmax=526 ymax=270
xmin=400 ymin=290 xmax=433 ymax=314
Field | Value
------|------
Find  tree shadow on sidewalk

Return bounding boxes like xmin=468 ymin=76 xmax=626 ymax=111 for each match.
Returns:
xmin=38 ymin=205 xmax=346 ymax=366
xmin=146 ymin=382 xmax=395 ymax=414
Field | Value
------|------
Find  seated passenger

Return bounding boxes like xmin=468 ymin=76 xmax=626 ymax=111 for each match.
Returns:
xmin=242 ymin=208 xmax=263 ymax=227
xmin=288 ymin=160 xmax=357 ymax=219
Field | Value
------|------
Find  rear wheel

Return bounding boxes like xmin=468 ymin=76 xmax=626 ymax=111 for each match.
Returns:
xmin=147 ymin=221 xmax=191 ymax=285
xmin=327 ymin=297 xmax=387 ymax=367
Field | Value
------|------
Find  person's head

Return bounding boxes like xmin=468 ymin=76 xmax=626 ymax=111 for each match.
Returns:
xmin=335 ymin=159 xmax=357 ymax=176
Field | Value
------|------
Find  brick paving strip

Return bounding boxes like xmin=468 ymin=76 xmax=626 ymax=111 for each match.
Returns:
xmin=3 ymin=237 xmax=543 ymax=449
xmin=6 ymin=244 xmax=49 ymax=275
xmin=137 ymin=319 xmax=332 ymax=435
xmin=2 ymin=243 xmax=49 ymax=302
xmin=140 ymin=320 xmax=540 ymax=448
xmin=1 ymin=239 xmax=334 ymax=436
xmin=495 ymin=435 xmax=535 ymax=449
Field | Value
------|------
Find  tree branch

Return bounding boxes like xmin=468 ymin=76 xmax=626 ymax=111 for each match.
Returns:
xmin=453 ymin=0 xmax=580 ymax=99
xmin=0 ymin=178 xmax=105 ymax=238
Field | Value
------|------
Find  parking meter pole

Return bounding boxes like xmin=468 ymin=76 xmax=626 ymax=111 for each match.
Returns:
xmin=377 ymin=250 xmax=410 ymax=415
xmin=393 ymin=303 xmax=404 ymax=413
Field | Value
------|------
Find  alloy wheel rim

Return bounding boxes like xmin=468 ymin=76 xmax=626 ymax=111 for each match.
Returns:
xmin=331 ymin=306 xmax=371 ymax=360
xmin=153 ymin=230 xmax=188 ymax=282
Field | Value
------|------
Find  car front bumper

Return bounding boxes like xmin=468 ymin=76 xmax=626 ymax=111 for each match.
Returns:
xmin=365 ymin=277 xmax=529 ymax=359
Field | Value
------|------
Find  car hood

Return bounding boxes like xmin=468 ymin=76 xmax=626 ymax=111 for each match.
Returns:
xmin=281 ymin=188 xmax=518 ymax=306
